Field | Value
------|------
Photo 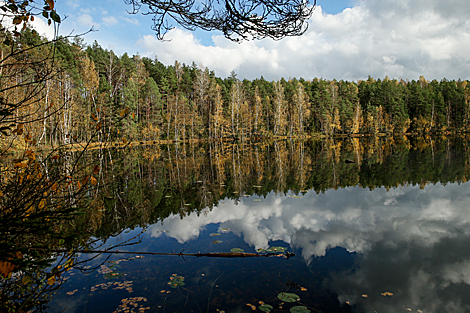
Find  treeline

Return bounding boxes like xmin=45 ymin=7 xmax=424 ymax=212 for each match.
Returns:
xmin=77 ymin=136 xmax=470 ymax=235
xmin=3 ymin=28 xmax=470 ymax=147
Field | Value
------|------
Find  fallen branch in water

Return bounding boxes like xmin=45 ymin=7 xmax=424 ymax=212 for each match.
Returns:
xmin=52 ymin=249 xmax=295 ymax=259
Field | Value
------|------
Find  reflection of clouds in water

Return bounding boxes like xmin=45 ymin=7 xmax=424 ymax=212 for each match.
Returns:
xmin=148 ymin=183 xmax=470 ymax=259
xmin=147 ymin=182 xmax=470 ymax=312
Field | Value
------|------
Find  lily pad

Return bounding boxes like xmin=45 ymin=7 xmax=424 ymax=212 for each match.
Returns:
xmin=168 ymin=274 xmax=185 ymax=288
xmin=258 ymin=304 xmax=273 ymax=312
xmin=267 ymin=246 xmax=287 ymax=252
xmin=210 ymin=233 xmax=221 ymax=236
xmin=230 ymin=248 xmax=244 ymax=253
xmin=290 ymin=306 xmax=310 ymax=313
xmin=278 ymin=292 xmax=300 ymax=302
xmin=211 ymin=240 xmax=223 ymax=244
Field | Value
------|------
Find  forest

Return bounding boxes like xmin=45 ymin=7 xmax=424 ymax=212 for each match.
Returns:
xmin=1 ymin=27 xmax=470 ymax=150
xmin=1 ymin=21 xmax=470 ymax=311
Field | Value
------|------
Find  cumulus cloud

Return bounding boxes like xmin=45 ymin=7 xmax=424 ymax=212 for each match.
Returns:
xmin=77 ymin=13 xmax=99 ymax=29
xmin=138 ymin=0 xmax=470 ymax=80
xmin=102 ymin=15 xmax=118 ymax=27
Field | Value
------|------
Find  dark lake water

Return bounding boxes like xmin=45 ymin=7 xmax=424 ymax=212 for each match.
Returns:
xmin=34 ymin=137 xmax=470 ymax=312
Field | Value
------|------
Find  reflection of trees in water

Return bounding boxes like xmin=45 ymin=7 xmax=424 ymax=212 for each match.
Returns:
xmin=81 ymin=136 xmax=470 ymax=237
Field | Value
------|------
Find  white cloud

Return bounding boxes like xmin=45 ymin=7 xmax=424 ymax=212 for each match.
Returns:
xmin=30 ymin=18 xmax=55 ymax=40
xmin=123 ymin=17 xmax=140 ymax=26
xmin=77 ymin=13 xmax=99 ymax=29
xmin=138 ymin=0 xmax=470 ymax=81
xmin=102 ymin=15 xmax=118 ymax=26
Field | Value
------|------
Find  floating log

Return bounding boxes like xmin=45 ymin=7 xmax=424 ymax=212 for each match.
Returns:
xmin=52 ymin=249 xmax=295 ymax=259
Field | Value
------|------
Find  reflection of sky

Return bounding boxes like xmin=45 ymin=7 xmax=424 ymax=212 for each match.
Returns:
xmin=148 ymin=182 xmax=470 ymax=312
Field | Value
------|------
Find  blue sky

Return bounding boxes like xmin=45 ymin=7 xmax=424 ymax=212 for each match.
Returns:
xmin=33 ymin=0 xmax=470 ymax=81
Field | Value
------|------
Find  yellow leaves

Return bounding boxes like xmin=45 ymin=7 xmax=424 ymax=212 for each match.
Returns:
xmin=96 ymin=122 xmax=102 ymax=130
xmin=381 ymin=291 xmax=393 ymax=297
xmin=38 ymin=199 xmax=46 ymax=210
xmin=22 ymin=275 xmax=32 ymax=285
xmin=132 ymin=112 xmax=135 ymax=119
xmin=64 ymin=258 xmax=74 ymax=271
xmin=25 ymin=150 xmax=36 ymax=161
xmin=90 ymin=176 xmax=97 ymax=185
xmin=120 ymin=108 xmax=130 ymax=117
xmin=14 ymin=162 xmax=27 ymax=169
xmin=122 ymin=137 xmax=127 ymax=144
xmin=47 ymin=275 xmax=56 ymax=285
xmin=51 ymin=182 xmax=58 ymax=191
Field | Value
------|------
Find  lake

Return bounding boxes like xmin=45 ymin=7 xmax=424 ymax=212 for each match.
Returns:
xmin=20 ymin=137 xmax=470 ymax=312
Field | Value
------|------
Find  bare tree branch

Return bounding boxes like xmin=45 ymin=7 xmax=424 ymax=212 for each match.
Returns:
xmin=124 ymin=0 xmax=316 ymax=41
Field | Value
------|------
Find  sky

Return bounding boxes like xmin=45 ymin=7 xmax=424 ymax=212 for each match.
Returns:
xmin=31 ymin=0 xmax=470 ymax=81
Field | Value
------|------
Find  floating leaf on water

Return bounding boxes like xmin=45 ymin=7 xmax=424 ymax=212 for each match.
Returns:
xmin=104 ymin=272 xmax=124 ymax=279
xmin=290 ymin=306 xmax=310 ymax=313
xmin=292 ymin=196 xmax=302 ymax=199
xmin=221 ymin=228 xmax=230 ymax=232
xmin=267 ymin=246 xmax=287 ymax=252
xmin=22 ymin=275 xmax=31 ymax=285
xmin=300 ymin=287 xmax=307 ymax=292
xmin=211 ymin=240 xmax=223 ymax=244
xmin=253 ymin=199 xmax=262 ymax=201
xmin=381 ymin=291 xmax=393 ymax=296
xmin=361 ymin=294 xmax=368 ymax=298
xmin=257 ymin=248 xmax=266 ymax=253
xmin=278 ymin=292 xmax=300 ymax=302
xmin=258 ymin=304 xmax=273 ymax=312
xmin=230 ymin=248 xmax=244 ymax=253
xmin=210 ymin=233 xmax=221 ymax=236
xmin=168 ymin=275 xmax=185 ymax=288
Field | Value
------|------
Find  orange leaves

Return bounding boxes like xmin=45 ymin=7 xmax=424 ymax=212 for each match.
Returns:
xmin=93 ymin=165 xmax=99 ymax=175
xmin=90 ymin=176 xmax=97 ymax=185
xmin=25 ymin=150 xmax=36 ymax=161
xmin=80 ymin=176 xmax=89 ymax=187
xmin=0 ymin=261 xmax=17 ymax=279
xmin=14 ymin=162 xmax=27 ymax=169
xmin=51 ymin=155 xmax=60 ymax=160
xmin=45 ymin=0 xmax=55 ymax=10
xmin=0 ymin=252 xmax=22 ymax=279
xmin=12 ymin=123 xmax=24 ymax=135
